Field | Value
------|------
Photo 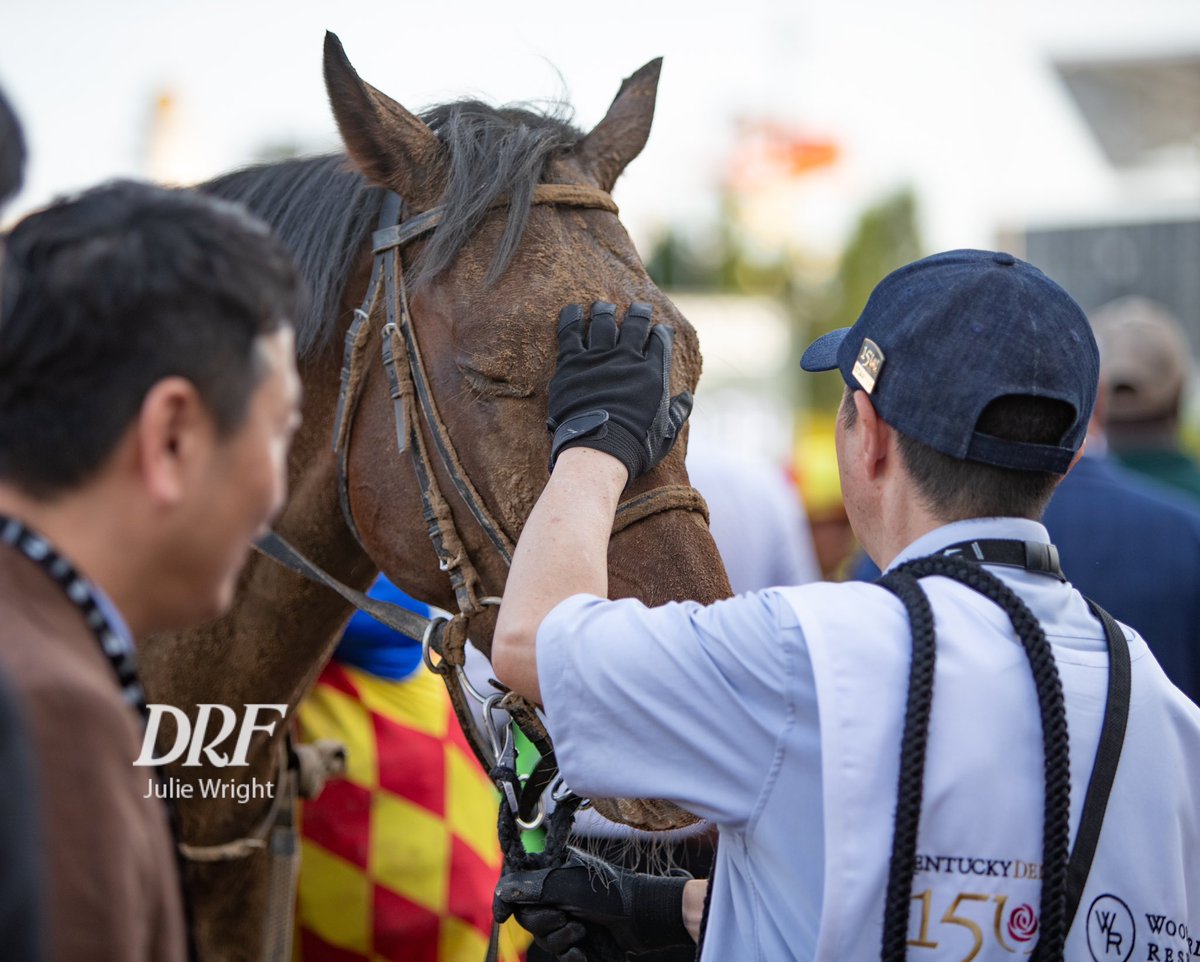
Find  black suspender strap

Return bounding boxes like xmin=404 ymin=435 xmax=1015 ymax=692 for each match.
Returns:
xmin=1058 ymin=600 xmax=1131 ymax=939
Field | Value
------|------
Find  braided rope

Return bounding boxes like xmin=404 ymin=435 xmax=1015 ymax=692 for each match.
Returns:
xmin=881 ymin=555 xmax=1071 ymax=961
xmin=876 ymin=571 xmax=938 ymax=962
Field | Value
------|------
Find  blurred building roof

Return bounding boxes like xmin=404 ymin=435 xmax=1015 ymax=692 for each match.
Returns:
xmin=1054 ymin=53 xmax=1200 ymax=168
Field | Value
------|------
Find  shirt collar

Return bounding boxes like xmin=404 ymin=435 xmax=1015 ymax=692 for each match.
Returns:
xmin=884 ymin=517 xmax=1051 ymax=573
xmin=90 ymin=581 xmax=135 ymax=649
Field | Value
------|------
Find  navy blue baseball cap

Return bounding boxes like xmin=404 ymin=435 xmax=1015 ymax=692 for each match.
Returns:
xmin=801 ymin=250 xmax=1098 ymax=473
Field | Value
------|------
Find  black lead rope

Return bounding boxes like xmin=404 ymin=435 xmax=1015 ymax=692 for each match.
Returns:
xmin=0 ymin=515 xmax=200 ymax=962
xmin=876 ymin=541 xmax=1130 ymax=962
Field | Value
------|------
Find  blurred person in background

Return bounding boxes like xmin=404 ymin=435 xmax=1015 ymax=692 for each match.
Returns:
xmin=794 ymin=425 xmax=858 ymax=579
xmin=685 ymin=442 xmax=819 ymax=593
xmin=1039 ymin=381 xmax=1200 ymax=704
xmin=294 ymin=574 xmax=530 ymax=962
xmin=1093 ymin=296 xmax=1200 ymax=501
xmin=0 ymin=181 xmax=301 ymax=962
xmin=0 ymin=81 xmax=44 ymax=962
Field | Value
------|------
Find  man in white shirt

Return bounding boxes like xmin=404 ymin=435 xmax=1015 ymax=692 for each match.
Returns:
xmin=491 ymin=255 xmax=1200 ymax=961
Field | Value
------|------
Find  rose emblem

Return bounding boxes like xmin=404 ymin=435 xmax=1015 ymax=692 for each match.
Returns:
xmin=1007 ymin=904 xmax=1039 ymax=943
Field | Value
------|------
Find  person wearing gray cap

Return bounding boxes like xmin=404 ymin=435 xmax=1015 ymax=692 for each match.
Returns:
xmin=1093 ymin=296 xmax=1200 ymax=502
xmin=489 ymin=252 xmax=1200 ymax=961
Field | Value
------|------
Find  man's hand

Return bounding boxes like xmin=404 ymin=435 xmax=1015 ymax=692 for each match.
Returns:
xmin=547 ymin=302 xmax=693 ymax=484
xmin=494 ymin=847 xmax=694 ymax=961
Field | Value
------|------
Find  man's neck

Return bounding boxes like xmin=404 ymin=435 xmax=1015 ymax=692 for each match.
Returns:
xmin=0 ymin=483 xmax=150 ymax=640
xmin=862 ymin=475 xmax=947 ymax=571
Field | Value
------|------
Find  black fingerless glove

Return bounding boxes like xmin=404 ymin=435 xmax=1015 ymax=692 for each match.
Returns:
xmin=547 ymin=301 xmax=693 ymax=484
xmin=494 ymin=847 xmax=693 ymax=961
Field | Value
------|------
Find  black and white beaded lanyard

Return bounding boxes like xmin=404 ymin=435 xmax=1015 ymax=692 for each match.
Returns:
xmin=0 ymin=516 xmax=149 ymax=719
xmin=876 ymin=539 xmax=1132 ymax=962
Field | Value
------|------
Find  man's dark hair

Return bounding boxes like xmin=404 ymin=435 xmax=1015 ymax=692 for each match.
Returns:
xmin=0 ymin=180 xmax=301 ymax=498
xmin=0 ymin=86 xmax=24 ymax=205
xmin=841 ymin=388 xmax=1075 ymax=520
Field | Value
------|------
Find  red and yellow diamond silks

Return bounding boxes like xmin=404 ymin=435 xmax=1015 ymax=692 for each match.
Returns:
xmin=294 ymin=661 xmax=529 ymax=962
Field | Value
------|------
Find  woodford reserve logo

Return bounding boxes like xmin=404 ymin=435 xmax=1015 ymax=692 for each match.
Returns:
xmin=133 ymin=704 xmax=287 ymax=804
xmin=1087 ymin=895 xmax=1136 ymax=962
xmin=1084 ymin=894 xmax=1195 ymax=962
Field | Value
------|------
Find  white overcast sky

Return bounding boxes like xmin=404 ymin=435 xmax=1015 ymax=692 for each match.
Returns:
xmin=2 ymin=0 xmax=1199 ymax=254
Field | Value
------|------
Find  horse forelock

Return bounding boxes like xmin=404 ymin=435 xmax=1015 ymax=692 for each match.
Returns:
xmin=414 ymin=100 xmax=584 ymax=290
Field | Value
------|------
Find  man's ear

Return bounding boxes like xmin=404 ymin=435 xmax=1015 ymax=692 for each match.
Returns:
xmin=1064 ymin=439 xmax=1086 ymax=477
xmin=853 ymin=389 xmax=893 ymax=482
xmin=136 ymin=377 xmax=213 ymax=506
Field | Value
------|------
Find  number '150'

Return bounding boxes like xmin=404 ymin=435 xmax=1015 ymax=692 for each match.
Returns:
xmin=909 ymin=890 xmax=1040 ymax=961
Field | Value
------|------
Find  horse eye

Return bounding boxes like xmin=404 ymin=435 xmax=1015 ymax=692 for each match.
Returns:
xmin=457 ymin=361 xmax=535 ymax=399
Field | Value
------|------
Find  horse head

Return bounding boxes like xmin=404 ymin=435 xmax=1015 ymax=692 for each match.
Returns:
xmin=320 ymin=33 xmax=732 ymax=829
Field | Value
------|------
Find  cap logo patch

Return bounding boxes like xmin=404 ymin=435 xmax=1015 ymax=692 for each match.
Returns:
xmin=852 ymin=338 xmax=885 ymax=393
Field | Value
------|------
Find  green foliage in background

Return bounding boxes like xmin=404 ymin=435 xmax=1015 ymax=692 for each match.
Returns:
xmin=807 ymin=190 xmax=923 ymax=411
xmin=644 ymin=187 xmax=923 ymax=414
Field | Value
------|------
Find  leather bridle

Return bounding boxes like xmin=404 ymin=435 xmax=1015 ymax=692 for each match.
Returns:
xmin=257 ymin=181 xmax=710 ymax=820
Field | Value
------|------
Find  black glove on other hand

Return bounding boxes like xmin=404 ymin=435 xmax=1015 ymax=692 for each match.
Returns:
xmin=547 ymin=302 xmax=693 ymax=483
xmin=494 ymin=847 xmax=691 ymax=961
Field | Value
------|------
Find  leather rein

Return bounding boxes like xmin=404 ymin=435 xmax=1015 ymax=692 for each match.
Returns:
xmin=252 ymin=182 xmax=710 ymax=827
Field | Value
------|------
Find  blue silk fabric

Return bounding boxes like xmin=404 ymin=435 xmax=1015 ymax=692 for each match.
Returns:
xmin=333 ymin=575 xmax=429 ymax=681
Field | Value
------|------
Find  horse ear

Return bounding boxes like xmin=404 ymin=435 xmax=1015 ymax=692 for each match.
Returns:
xmin=323 ymin=32 xmax=446 ymax=205
xmin=576 ymin=58 xmax=663 ymax=192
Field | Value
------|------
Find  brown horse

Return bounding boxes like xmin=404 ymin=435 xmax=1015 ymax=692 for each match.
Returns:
xmin=139 ymin=33 xmax=730 ymax=961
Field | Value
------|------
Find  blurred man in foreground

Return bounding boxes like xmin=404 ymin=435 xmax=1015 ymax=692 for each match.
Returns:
xmin=0 ymin=181 xmax=302 ymax=961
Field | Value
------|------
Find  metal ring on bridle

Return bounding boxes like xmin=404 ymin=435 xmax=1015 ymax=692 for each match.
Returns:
xmin=420 ymin=613 xmax=453 ymax=675
xmin=550 ymin=776 xmax=592 ymax=811
xmin=450 ymin=595 xmax=503 ymax=704
xmin=516 ymin=774 xmax=547 ymax=831
xmin=456 ymin=663 xmax=491 ymax=705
